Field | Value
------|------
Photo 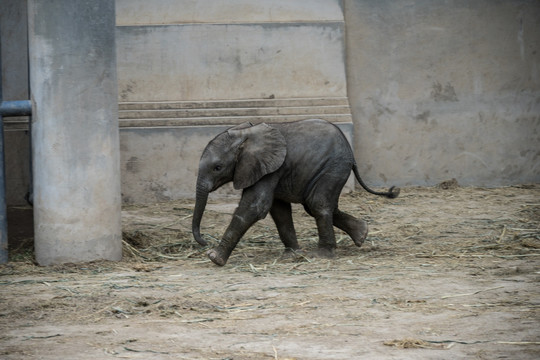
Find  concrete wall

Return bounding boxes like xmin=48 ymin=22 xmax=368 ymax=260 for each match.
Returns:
xmin=2 ymin=0 xmax=539 ymax=210
xmin=345 ymin=0 xmax=540 ymax=187
xmin=116 ymin=0 xmax=354 ymax=203
xmin=116 ymin=23 xmax=347 ymax=102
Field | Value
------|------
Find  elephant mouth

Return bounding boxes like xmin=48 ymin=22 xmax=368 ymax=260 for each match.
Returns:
xmin=209 ymin=177 xmax=231 ymax=193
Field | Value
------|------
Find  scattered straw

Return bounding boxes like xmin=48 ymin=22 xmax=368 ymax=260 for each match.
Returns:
xmin=441 ymin=286 xmax=504 ymax=300
xmin=383 ymin=338 xmax=448 ymax=349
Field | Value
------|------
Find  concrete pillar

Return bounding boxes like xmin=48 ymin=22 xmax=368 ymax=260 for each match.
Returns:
xmin=28 ymin=0 xmax=122 ymax=265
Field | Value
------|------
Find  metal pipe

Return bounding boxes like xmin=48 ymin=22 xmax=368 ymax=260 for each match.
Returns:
xmin=0 ymin=100 xmax=32 ymax=117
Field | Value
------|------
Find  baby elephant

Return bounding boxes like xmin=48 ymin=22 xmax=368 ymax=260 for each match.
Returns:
xmin=192 ymin=119 xmax=399 ymax=266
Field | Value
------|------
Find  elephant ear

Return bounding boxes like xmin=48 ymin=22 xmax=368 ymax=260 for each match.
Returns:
xmin=228 ymin=123 xmax=287 ymax=190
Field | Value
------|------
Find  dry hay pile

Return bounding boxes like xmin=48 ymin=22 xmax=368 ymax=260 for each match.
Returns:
xmin=119 ymin=184 xmax=540 ymax=266
xmin=7 ymin=183 xmax=538 ymax=266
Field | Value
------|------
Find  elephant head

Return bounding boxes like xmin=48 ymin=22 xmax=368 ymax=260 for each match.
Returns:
xmin=192 ymin=123 xmax=287 ymax=246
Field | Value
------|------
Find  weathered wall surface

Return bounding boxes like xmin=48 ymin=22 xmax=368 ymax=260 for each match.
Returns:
xmin=116 ymin=0 xmax=353 ymax=203
xmin=116 ymin=0 xmax=347 ymax=102
xmin=117 ymin=23 xmax=346 ymax=102
xmin=345 ymin=0 xmax=540 ymax=187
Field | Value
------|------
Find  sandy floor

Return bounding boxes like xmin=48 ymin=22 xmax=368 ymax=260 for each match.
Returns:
xmin=1 ymin=184 xmax=539 ymax=359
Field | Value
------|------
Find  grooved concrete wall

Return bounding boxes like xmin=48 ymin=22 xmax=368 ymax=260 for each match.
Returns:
xmin=116 ymin=0 xmax=354 ymax=203
xmin=345 ymin=0 xmax=540 ymax=187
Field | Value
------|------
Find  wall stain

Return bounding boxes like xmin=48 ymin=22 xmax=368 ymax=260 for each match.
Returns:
xmin=120 ymin=80 xmax=137 ymax=101
xmin=415 ymin=110 xmax=431 ymax=123
xmin=126 ymin=156 xmax=140 ymax=173
xmin=431 ymin=81 xmax=458 ymax=102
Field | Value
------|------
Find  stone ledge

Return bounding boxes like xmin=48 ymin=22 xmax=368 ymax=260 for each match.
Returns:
xmin=119 ymin=114 xmax=353 ymax=128
xmin=119 ymin=97 xmax=349 ymax=110
xmin=119 ymin=97 xmax=352 ymax=128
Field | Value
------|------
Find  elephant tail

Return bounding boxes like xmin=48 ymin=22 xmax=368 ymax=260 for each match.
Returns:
xmin=352 ymin=164 xmax=400 ymax=199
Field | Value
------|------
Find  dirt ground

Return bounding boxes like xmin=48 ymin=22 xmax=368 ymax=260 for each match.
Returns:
xmin=1 ymin=184 xmax=539 ymax=359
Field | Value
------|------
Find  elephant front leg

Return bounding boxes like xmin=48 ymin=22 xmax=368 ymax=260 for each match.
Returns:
xmin=207 ymin=211 xmax=251 ymax=266
xmin=207 ymin=179 xmax=277 ymax=266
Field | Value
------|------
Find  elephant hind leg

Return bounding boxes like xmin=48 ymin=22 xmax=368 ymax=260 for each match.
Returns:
xmin=301 ymin=204 xmax=336 ymax=257
xmin=270 ymin=199 xmax=300 ymax=250
xmin=305 ymin=202 xmax=337 ymax=257
xmin=333 ymin=209 xmax=368 ymax=247
xmin=313 ymin=210 xmax=337 ymax=257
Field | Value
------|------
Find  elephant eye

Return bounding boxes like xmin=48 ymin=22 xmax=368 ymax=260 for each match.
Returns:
xmin=213 ymin=165 xmax=222 ymax=172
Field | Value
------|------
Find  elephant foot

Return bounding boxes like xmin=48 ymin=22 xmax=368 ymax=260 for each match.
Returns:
xmin=352 ymin=220 xmax=369 ymax=247
xmin=281 ymin=248 xmax=308 ymax=260
xmin=316 ymin=247 xmax=336 ymax=259
xmin=282 ymin=247 xmax=302 ymax=255
xmin=207 ymin=248 xmax=227 ymax=266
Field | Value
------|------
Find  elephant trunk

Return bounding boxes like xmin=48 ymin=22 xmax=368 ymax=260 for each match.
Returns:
xmin=192 ymin=184 xmax=209 ymax=246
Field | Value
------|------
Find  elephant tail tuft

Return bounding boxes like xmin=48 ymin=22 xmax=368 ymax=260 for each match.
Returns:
xmin=387 ymin=186 xmax=400 ymax=199
xmin=352 ymin=164 xmax=400 ymax=199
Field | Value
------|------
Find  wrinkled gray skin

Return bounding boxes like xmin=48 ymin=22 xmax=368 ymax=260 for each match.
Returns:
xmin=192 ymin=119 xmax=399 ymax=266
